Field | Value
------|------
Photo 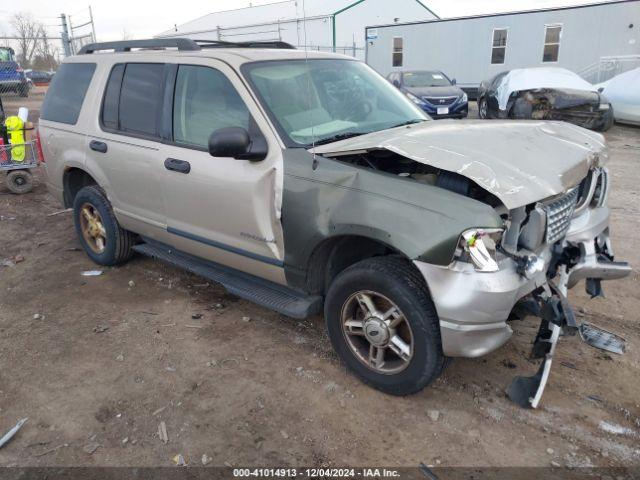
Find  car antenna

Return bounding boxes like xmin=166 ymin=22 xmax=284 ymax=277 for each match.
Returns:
xmin=302 ymin=0 xmax=319 ymax=170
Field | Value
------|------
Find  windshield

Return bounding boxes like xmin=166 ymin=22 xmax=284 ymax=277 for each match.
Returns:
xmin=0 ymin=48 xmax=14 ymax=62
xmin=243 ymin=59 xmax=428 ymax=147
xmin=403 ymin=71 xmax=451 ymax=88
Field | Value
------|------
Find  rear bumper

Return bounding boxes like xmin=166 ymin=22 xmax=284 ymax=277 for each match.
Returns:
xmin=415 ymin=206 xmax=630 ymax=358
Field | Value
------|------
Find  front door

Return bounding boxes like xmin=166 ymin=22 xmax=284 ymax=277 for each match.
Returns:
xmin=159 ymin=61 xmax=285 ymax=285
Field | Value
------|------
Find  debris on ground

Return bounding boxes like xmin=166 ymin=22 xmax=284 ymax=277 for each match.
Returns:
xmin=598 ymin=420 xmax=637 ymax=437
xmin=242 ymin=316 xmax=251 ymax=322
xmin=93 ymin=325 xmax=109 ymax=334
xmin=33 ymin=313 xmax=44 ymax=320
xmin=116 ymin=354 xmax=124 ymax=362
xmin=82 ymin=270 xmax=103 ymax=277
xmin=191 ymin=313 xmax=203 ymax=320
xmin=172 ymin=453 xmax=187 ymax=466
xmin=201 ymin=454 xmax=212 ymax=465
xmin=33 ymin=443 xmax=69 ymax=457
xmin=1 ymin=255 xmax=25 ymax=267
xmin=158 ymin=421 xmax=168 ymax=444
xmin=280 ymin=430 xmax=289 ymax=439
xmin=0 ymin=418 xmax=28 ymax=449
xmin=547 ymin=448 xmax=555 ymax=455
xmin=83 ymin=442 xmax=101 ymax=454
xmin=427 ymin=410 xmax=441 ymax=422
xmin=128 ymin=280 xmax=135 ymax=288
xmin=46 ymin=208 xmax=72 ymax=217
xmin=152 ymin=406 xmax=167 ymax=416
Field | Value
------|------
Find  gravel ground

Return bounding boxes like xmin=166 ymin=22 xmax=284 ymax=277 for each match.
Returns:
xmin=0 ymin=89 xmax=639 ymax=468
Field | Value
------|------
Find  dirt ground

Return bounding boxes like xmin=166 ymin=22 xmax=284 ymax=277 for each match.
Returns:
xmin=0 ymin=88 xmax=639 ymax=468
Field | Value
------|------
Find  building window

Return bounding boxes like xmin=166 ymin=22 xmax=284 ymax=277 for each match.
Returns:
xmin=491 ymin=28 xmax=508 ymax=64
xmin=392 ymin=37 xmax=403 ymax=67
xmin=543 ymin=25 xmax=562 ymax=62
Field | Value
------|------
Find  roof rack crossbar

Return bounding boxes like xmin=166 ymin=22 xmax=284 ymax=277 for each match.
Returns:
xmin=192 ymin=39 xmax=296 ymax=50
xmin=78 ymin=38 xmax=201 ymax=54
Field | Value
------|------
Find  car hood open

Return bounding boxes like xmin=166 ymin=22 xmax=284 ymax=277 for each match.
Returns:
xmin=310 ymin=120 xmax=606 ymax=210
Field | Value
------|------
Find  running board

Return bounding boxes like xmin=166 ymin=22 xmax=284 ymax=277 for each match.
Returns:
xmin=133 ymin=241 xmax=322 ymax=319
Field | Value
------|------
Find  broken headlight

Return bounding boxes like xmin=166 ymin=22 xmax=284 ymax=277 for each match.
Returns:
xmin=454 ymin=228 xmax=504 ymax=272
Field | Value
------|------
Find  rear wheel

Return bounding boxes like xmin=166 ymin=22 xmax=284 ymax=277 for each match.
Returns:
xmin=325 ymin=256 xmax=445 ymax=396
xmin=18 ymin=84 xmax=28 ymax=97
xmin=5 ymin=169 xmax=33 ymax=194
xmin=73 ymin=185 xmax=135 ymax=266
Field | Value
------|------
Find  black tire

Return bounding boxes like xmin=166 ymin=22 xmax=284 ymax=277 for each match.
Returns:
xmin=5 ymin=169 xmax=34 ymax=194
xmin=18 ymin=84 xmax=28 ymax=97
xmin=73 ymin=185 xmax=135 ymax=266
xmin=325 ymin=256 xmax=445 ymax=396
xmin=478 ymin=97 xmax=488 ymax=119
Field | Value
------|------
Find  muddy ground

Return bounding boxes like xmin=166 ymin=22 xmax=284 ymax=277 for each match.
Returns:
xmin=0 ymin=88 xmax=639 ymax=468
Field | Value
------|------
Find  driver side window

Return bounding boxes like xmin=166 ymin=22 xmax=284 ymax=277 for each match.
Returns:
xmin=173 ymin=65 xmax=250 ymax=148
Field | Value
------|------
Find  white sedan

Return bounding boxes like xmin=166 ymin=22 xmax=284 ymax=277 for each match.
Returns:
xmin=597 ymin=68 xmax=640 ymax=126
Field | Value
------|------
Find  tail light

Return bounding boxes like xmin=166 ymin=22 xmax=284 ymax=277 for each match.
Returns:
xmin=35 ymin=127 xmax=45 ymax=163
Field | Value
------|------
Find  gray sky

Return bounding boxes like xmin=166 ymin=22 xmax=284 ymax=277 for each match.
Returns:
xmin=0 ymin=0 xmax=618 ymax=43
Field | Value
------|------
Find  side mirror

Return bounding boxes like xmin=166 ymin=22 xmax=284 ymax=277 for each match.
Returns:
xmin=597 ymin=86 xmax=604 ymax=93
xmin=393 ymin=80 xmax=400 ymax=88
xmin=208 ymin=127 xmax=267 ymax=161
xmin=451 ymin=78 xmax=457 ymax=85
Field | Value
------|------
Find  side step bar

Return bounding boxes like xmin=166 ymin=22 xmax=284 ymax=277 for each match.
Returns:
xmin=133 ymin=241 xmax=322 ymax=319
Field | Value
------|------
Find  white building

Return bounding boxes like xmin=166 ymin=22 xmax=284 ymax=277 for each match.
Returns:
xmin=156 ymin=0 xmax=438 ymax=60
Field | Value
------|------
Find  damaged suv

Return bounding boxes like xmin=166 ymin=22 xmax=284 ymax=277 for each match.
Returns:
xmin=40 ymin=39 xmax=631 ymax=407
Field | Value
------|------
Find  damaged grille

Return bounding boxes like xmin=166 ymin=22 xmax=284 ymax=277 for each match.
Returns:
xmin=545 ymin=189 xmax=579 ymax=244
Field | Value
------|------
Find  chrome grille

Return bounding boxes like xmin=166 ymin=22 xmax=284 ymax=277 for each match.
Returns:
xmin=423 ymin=95 xmax=457 ymax=106
xmin=545 ymin=189 xmax=579 ymax=244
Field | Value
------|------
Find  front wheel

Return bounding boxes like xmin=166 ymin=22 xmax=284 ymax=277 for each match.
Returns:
xmin=478 ymin=97 xmax=488 ymax=119
xmin=73 ymin=185 xmax=135 ymax=266
xmin=325 ymin=256 xmax=445 ymax=396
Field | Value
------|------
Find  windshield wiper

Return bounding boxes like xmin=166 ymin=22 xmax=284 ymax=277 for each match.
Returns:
xmin=309 ymin=131 xmax=368 ymax=147
xmin=388 ymin=119 xmax=426 ymax=129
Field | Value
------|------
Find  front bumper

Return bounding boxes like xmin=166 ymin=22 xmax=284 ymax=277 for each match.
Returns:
xmin=421 ymin=102 xmax=468 ymax=119
xmin=415 ymin=206 xmax=630 ymax=358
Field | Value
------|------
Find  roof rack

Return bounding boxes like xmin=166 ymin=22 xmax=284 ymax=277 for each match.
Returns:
xmin=77 ymin=38 xmax=296 ymax=55
xmin=78 ymin=39 xmax=201 ymax=54
xmin=194 ymin=40 xmax=296 ymax=50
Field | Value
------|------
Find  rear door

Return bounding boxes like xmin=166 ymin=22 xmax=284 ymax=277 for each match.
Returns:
xmin=85 ymin=61 xmax=167 ymax=239
xmin=158 ymin=59 xmax=285 ymax=284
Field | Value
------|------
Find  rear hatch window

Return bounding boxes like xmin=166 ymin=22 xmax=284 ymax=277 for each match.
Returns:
xmin=41 ymin=63 xmax=96 ymax=125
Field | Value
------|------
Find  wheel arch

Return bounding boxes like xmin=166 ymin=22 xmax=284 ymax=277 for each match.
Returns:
xmin=304 ymin=234 xmax=415 ymax=296
xmin=63 ymin=167 xmax=98 ymax=208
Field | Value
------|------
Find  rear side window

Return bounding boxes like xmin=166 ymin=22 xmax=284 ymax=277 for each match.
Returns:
xmin=102 ymin=64 xmax=125 ymax=130
xmin=118 ymin=63 xmax=164 ymax=137
xmin=41 ymin=63 xmax=96 ymax=125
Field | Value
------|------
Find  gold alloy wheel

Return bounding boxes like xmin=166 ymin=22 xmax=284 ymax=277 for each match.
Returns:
xmin=79 ymin=203 xmax=107 ymax=254
xmin=340 ymin=290 xmax=414 ymax=375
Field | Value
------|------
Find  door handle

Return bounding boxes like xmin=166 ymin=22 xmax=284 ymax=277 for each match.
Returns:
xmin=164 ymin=158 xmax=191 ymax=174
xmin=89 ymin=140 xmax=108 ymax=153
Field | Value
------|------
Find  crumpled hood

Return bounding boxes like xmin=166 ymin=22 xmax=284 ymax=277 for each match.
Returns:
xmin=311 ymin=120 xmax=606 ymax=210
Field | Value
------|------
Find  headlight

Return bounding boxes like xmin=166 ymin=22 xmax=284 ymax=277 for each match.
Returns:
xmin=454 ymin=228 xmax=503 ymax=272
xmin=406 ymin=92 xmax=425 ymax=106
xmin=599 ymin=103 xmax=610 ymax=110
xmin=461 ymin=92 xmax=468 ymax=103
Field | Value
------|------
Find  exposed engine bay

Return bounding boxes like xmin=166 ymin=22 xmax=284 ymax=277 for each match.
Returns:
xmin=508 ymin=88 xmax=614 ymax=131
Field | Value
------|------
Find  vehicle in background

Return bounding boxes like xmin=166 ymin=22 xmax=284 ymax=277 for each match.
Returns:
xmin=478 ymin=67 xmax=613 ymax=131
xmin=0 ymin=47 xmax=30 ymax=97
xmin=387 ymin=70 xmax=468 ymax=119
xmin=596 ymin=68 xmax=640 ymax=127
xmin=26 ymin=70 xmax=54 ymax=86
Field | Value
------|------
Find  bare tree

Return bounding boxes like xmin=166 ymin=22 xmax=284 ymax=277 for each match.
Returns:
xmin=10 ymin=12 xmax=46 ymax=67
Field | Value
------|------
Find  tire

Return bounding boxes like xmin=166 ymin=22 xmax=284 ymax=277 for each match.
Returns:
xmin=324 ymin=256 xmax=445 ymax=396
xmin=478 ymin=97 xmax=488 ymax=119
xmin=73 ymin=185 xmax=135 ymax=266
xmin=18 ymin=84 xmax=28 ymax=97
xmin=6 ymin=170 xmax=34 ymax=194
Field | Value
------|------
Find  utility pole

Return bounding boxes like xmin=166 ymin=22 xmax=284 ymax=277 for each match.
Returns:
xmin=88 ymin=5 xmax=97 ymax=42
xmin=60 ymin=13 xmax=72 ymax=57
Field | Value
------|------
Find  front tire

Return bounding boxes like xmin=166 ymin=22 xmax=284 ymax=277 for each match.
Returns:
xmin=325 ymin=256 xmax=445 ymax=396
xmin=73 ymin=185 xmax=135 ymax=266
xmin=478 ymin=97 xmax=488 ymax=119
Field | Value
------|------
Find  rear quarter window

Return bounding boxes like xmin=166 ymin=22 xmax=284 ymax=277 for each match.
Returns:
xmin=40 ymin=63 xmax=96 ymax=125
